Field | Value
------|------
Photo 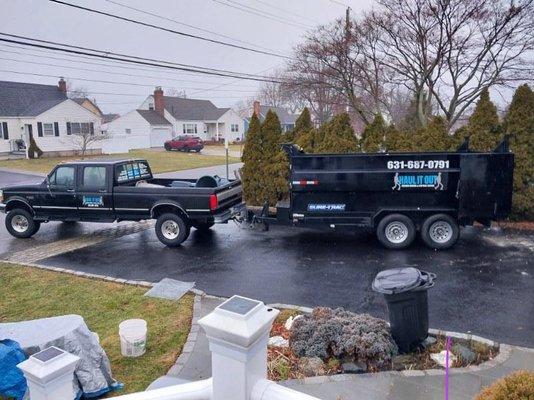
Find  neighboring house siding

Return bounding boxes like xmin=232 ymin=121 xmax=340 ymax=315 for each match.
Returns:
xmin=104 ymin=110 xmax=151 ymax=153
xmin=218 ymin=110 xmax=245 ymax=142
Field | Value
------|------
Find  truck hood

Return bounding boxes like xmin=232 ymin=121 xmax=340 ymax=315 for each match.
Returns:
xmin=2 ymin=181 xmax=45 ymax=192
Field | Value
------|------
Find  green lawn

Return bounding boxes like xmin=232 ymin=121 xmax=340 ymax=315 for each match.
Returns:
xmin=0 ymin=149 xmax=240 ymax=175
xmin=0 ymin=264 xmax=193 ymax=395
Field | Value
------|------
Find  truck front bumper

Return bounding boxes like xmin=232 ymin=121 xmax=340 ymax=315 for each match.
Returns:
xmin=213 ymin=202 xmax=246 ymax=223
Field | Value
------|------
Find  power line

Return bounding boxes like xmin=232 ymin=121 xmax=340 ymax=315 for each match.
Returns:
xmin=0 ymin=33 xmax=285 ymax=83
xmin=0 ymin=68 xmax=259 ymax=92
xmin=48 ymin=0 xmax=290 ymax=59
xmin=329 ymin=0 xmax=351 ymax=8
xmin=101 ymin=0 xmax=285 ymax=55
xmin=250 ymin=0 xmax=320 ymax=25
xmin=0 ymin=55 xmax=260 ymax=89
xmin=212 ymin=0 xmax=312 ymax=30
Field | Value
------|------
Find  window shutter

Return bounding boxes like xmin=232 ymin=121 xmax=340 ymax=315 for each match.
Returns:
xmin=37 ymin=122 xmax=43 ymax=137
xmin=2 ymin=122 xmax=8 ymax=140
xmin=54 ymin=122 xmax=59 ymax=137
xmin=66 ymin=122 xmax=71 ymax=135
xmin=90 ymin=122 xmax=94 ymax=135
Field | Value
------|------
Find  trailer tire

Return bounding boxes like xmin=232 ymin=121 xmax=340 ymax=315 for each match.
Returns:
xmin=155 ymin=213 xmax=190 ymax=247
xmin=376 ymin=214 xmax=416 ymax=249
xmin=421 ymin=214 xmax=459 ymax=250
xmin=5 ymin=208 xmax=39 ymax=238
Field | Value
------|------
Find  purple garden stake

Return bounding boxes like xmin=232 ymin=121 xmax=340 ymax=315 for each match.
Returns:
xmin=445 ymin=336 xmax=451 ymax=400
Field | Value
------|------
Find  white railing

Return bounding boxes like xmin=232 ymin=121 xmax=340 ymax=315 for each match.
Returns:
xmin=18 ymin=295 xmax=321 ymax=400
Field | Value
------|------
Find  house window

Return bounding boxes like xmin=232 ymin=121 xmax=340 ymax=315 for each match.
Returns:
xmin=70 ymin=122 xmax=92 ymax=135
xmin=125 ymin=128 xmax=131 ymax=134
xmin=148 ymin=103 xmax=154 ymax=110
xmin=0 ymin=123 xmax=5 ymax=140
xmin=183 ymin=123 xmax=197 ymax=134
xmin=43 ymin=123 xmax=54 ymax=136
xmin=231 ymin=124 xmax=239 ymax=133
xmin=203 ymin=124 xmax=208 ymax=134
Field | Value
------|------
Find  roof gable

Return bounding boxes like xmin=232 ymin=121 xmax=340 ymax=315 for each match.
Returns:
xmin=137 ymin=109 xmax=171 ymax=125
xmin=0 ymin=80 xmax=67 ymax=117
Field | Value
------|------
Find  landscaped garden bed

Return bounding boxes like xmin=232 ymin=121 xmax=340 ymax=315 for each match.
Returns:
xmin=267 ymin=307 xmax=499 ymax=381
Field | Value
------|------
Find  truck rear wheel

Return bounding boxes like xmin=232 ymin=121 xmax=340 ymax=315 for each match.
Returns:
xmin=6 ymin=208 xmax=40 ymax=238
xmin=421 ymin=214 xmax=459 ymax=250
xmin=155 ymin=213 xmax=190 ymax=247
xmin=376 ymin=214 xmax=416 ymax=249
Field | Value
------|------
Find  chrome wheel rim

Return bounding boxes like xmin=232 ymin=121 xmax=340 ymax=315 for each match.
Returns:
xmin=161 ymin=220 xmax=179 ymax=240
xmin=429 ymin=221 xmax=453 ymax=243
xmin=385 ymin=221 xmax=409 ymax=244
xmin=12 ymin=215 xmax=29 ymax=233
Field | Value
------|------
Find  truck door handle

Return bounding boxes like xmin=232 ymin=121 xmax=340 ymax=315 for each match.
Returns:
xmin=67 ymin=188 xmax=75 ymax=193
xmin=98 ymin=189 xmax=107 ymax=193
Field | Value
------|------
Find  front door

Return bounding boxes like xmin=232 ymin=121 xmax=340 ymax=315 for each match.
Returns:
xmin=37 ymin=165 xmax=78 ymax=218
xmin=76 ymin=165 xmax=114 ymax=221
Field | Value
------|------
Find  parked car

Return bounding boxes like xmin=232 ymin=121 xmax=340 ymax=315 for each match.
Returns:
xmin=253 ymin=138 xmax=514 ymax=250
xmin=164 ymin=135 xmax=204 ymax=152
xmin=0 ymin=159 xmax=244 ymax=246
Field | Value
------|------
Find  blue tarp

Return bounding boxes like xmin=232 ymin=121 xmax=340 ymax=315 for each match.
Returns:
xmin=0 ymin=339 xmax=27 ymax=400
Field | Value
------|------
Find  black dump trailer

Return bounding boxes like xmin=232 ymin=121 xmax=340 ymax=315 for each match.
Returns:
xmin=256 ymin=138 xmax=514 ymax=250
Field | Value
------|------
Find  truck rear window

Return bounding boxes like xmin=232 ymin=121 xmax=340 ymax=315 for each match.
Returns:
xmin=116 ymin=161 xmax=151 ymax=183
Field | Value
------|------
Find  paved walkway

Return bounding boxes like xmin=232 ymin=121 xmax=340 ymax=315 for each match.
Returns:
xmin=165 ymin=295 xmax=534 ymax=400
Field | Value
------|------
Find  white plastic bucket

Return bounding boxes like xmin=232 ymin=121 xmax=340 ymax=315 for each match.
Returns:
xmin=119 ymin=319 xmax=147 ymax=357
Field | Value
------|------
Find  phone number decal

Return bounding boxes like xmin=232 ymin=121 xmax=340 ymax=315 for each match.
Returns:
xmin=387 ymin=160 xmax=450 ymax=170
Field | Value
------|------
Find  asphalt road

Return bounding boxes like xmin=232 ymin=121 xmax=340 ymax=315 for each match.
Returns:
xmin=1 ymin=170 xmax=533 ymax=347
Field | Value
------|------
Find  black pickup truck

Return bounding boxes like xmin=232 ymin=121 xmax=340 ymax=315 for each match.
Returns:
xmin=0 ymin=158 xmax=244 ymax=246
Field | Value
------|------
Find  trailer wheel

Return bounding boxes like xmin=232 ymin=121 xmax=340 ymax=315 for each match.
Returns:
xmin=376 ymin=214 xmax=416 ymax=249
xmin=5 ymin=208 xmax=40 ymax=238
xmin=421 ymin=214 xmax=459 ymax=250
xmin=155 ymin=213 xmax=190 ymax=247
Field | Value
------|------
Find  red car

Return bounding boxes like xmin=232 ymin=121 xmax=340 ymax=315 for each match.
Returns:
xmin=164 ymin=135 xmax=204 ymax=152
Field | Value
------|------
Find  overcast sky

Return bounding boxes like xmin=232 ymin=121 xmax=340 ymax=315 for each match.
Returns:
xmin=0 ymin=0 xmax=375 ymax=115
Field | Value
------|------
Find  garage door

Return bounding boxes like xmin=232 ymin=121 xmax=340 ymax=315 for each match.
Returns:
xmin=150 ymin=128 xmax=172 ymax=147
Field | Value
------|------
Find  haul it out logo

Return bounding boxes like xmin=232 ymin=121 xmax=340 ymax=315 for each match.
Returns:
xmin=392 ymin=173 xmax=444 ymax=191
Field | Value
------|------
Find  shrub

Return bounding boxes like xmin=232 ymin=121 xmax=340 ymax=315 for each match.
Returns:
xmin=315 ymin=113 xmax=359 ymax=154
xmin=467 ymin=88 xmax=502 ymax=152
xmin=27 ymin=135 xmax=43 ymax=159
xmin=474 ymin=370 xmax=534 ymax=400
xmin=504 ymin=84 xmax=534 ymax=221
xmin=412 ymin=116 xmax=454 ymax=151
xmin=288 ymin=107 xmax=313 ymax=143
xmin=289 ymin=307 xmax=398 ymax=370
xmin=361 ymin=114 xmax=387 ymax=153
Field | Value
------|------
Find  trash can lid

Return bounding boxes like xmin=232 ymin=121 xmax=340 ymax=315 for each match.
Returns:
xmin=372 ymin=267 xmax=424 ymax=295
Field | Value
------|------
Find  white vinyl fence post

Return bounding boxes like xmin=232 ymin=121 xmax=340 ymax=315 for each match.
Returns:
xmin=17 ymin=346 xmax=79 ymax=400
xmin=198 ymin=295 xmax=279 ymax=400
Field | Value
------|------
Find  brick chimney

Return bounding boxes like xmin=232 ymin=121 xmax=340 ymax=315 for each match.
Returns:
xmin=253 ymin=100 xmax=260 ymax=117
xmin=58 ymin=77 xmax=67 ymax=94
xmin=154 ymin=86 xmax=165 ymax=117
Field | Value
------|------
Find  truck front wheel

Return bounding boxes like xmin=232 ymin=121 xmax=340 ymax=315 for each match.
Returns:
xmin=155 ymin=213 xmax=190 ymax=247
xmin=376 ymin=214 xmax=416 ymax=249
xmin=421 ymin=214 xmax=459 ymax=250
xmin=6 ymin=208 xmax=40 ymax=238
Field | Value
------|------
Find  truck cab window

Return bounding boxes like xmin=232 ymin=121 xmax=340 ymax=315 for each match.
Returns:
xmin=49 ymin=166 xmax=75 ymax=187
xmin=82 ymin=166 xmax=107 ymax=188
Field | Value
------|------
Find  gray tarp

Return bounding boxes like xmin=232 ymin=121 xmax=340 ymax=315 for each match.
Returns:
xmin=0 ymin=315 xmax=121 ymax=398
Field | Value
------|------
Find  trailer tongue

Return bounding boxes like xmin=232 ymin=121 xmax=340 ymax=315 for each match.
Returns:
xmin=254 ymin=138 xmax=514 ymax=250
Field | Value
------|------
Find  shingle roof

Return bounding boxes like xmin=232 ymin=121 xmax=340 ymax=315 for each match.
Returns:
xmin=102 ymin=113 xmax=120 ymax=124
xmin=137 ymin=109 xmax=172 ymax=125
xmin=162 ymin=96 xmax=229 ymax=121
xmin=0 ymin=80 xmax=67 ymax=117
xmin=259 ymin=105 xmax=296 ymax=126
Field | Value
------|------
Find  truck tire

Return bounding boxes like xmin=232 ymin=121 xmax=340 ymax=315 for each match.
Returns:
xmin=421 ymin=214 xmax=459 ymax=250
xmin=191 ymin=221 xmax=214 ymax=231
xmin=376 ymin=214 xmax=416 ymax=249
xmin=5 ymin=208 xmax=39 ymax=238
xmin=155 ymin=213 xmax=190 ymax=247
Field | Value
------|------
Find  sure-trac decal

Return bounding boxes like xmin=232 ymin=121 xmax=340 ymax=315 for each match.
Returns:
xmin=392 ymin=172 xmax=444 ymax=191
xmin=308 ymin=204 xmax=346 ymax=212
xmin=82 ymin=196 xmax=104 ymax=207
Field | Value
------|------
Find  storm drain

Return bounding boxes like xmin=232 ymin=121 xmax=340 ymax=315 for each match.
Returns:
xmin=4 ymin=221 xmax=155 ymax=264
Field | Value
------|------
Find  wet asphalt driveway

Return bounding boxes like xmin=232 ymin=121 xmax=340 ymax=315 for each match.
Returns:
xmin=1 ymin=170 xmax=533 ymax=347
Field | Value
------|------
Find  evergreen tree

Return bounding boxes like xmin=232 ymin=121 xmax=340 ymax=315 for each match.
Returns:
xmin=412 ymin=116 xmax=452 ymax=151
xmin=27 ymin=135 xmax=43 ymax=159
xmin=361 ymin=114 xmax=387 ymax=153
xmin=385 ymin=125 xmax=412 ymax=152
xmin=398 ymin=95 xmax=423 ymax=133
xmin=504 ymin=84 xmax=534 ymax=220
xmin=467 ymin=88 xmax=501 ymax=151
xmin=241 ymin=113 xmax=263 ymax=204
xmin=295 ymin=128 xmax=320 ymax=153
xmin=289 ymin=107 xmax=313 ymax=143
xmin=315 ymin=113 xmax=359 ymax=153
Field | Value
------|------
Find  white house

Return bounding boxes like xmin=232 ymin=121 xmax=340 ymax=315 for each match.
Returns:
xmin=0 ymin=79 xmax=103 ymax=157
xmin=105 ymin=87 xmax=245 ymax=153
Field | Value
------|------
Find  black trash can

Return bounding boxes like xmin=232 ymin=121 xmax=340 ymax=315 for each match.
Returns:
xmin=372 ymin=267 xmax=436 ymax=353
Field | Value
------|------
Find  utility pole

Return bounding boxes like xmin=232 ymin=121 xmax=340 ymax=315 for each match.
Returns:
xmin=345 ymin=7 xmax=351 ymax=42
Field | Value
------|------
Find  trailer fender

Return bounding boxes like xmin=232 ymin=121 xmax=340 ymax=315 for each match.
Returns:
xmin=372 ymin=209 xmax=457 ymax=229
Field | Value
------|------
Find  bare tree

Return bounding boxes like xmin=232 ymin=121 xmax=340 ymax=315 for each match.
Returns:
xmin=166 ymin=88 xmax=188 ymax=98
xmin=64 ymin=124 xmax=109 ymax=157
xmin=66 ymin=80 xmax=90 ymax=99
xmin=372 ymin=0 xmax=534 ymax=128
